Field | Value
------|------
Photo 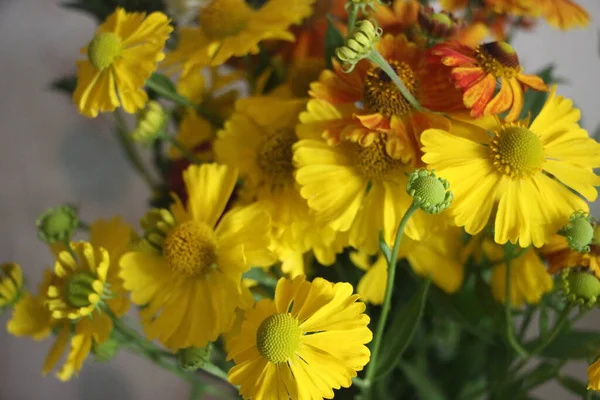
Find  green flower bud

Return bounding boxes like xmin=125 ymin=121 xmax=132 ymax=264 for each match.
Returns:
xmin=406 ymin=169 xmax=453 ymax=214
xmin=335 ymin=20 xmax=382 ymax=72
xmin=178 ymin=344 xmax=213 ymax=372
xmin=344 ymin=0 xmax=386 ymax=15
xmin=131 ymin=101 xmax=168 ymax=146
xmin=560 ymin=268 xmax=600 ymax=309
xmin=36 ymin=205 xmax=79 ymax=244
xmin=139 ymin=208 xmax=177 ymax=252
xmin=93 ymin=338 xmax=120 ymax=362
xmin=65 ymin=271 xmax=101 ymax=309
xmin=560 ymin=211 xmax=595 ymax=253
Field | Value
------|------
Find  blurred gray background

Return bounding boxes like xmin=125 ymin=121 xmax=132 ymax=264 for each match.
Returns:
xmin=0 ymin=0 xmax=599 ymax=399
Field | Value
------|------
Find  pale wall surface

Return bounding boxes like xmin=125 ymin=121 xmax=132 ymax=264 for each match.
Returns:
xmin=0 ymin=0 xmax=598 ymax=399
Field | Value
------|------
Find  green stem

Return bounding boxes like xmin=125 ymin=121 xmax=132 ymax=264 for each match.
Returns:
xmin=367 ymin=51 xmax=424 ymax=112
xmin=113 ymin=110 xmax=160 ymax=190
xmin=160 ymin=132 xmax=203 ymax=164
xmin=503 ymin=252 xmax=529 ymax=358
xmin=363 ymin=202 xmax=420 ymax=390
xmin=347 ymin=4 xmax=358 ymax=32
xmin=518 ymin=306 xmax=534 ymax=340
xmin=145 ymin=77 xmax=223 ymax=127
xmin=530 ymin=306 xmax=572 ymax=356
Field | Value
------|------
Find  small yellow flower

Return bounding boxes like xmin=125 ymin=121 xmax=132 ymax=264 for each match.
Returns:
xmin=7 ymin=218 xmax=133 ymax=381
xmin=227 ymin=276 xmax=372 ymax=400
xmin=0 ymin=263 xmax=23 ymax=308
xmin=73 ymin=8 xmax=173 ymax=118
xmin=120 ymin=163 xmax=275 ymax=350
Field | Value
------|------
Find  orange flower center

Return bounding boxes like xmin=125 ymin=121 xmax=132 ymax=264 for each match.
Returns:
xmin=475 ymin=41 xmax=520 ymax=79
xmin=489 ymin=126 xmax=545 ymax=178
xmin=163 ymin=220 xmax=218 ymax=277
xmin=364 ymin=61 xmax=417 ymax=117
xmin=256 ymin=128 xmax=297 ymax=188
xmin=199 ymin=0 xmax=252 ymax=39
xmin=355 ymin=138 xmax=404 ymax=180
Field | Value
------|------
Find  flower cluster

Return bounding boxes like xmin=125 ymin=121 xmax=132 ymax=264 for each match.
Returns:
xmin=5 ymin=0 xmax=600 ymax=398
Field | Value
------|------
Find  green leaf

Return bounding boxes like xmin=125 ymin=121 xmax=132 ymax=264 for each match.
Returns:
xmin=557 ymin=375 xmax=588 ymax=397
xmin=148 ymin=72 xmax=178 ymax=96
xmin=243 ymin=268 xmax=278 ymax=288
xmin=375 ymin=277 xmax=432 ymax=378
xmin=520 ymin=362 xmax=563 ymax=391
xmin=540 ymin=330 xmax=600 ymax=360
xmin=324 ymin=15 xmax=345 ymax=69
xmin=50 ymin=75 xmax=77 ymax=95
xmin=398 ymin=362 xmax=447 ymax=400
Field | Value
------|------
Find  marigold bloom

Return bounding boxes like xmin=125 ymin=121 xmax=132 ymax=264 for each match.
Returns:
xmin=73 ymin=8 xmax=172 ymax=118
xmin=7 ymin=219 xmax=133 ymax=381
xmin=227 ymin=275 xmax=372 ymax=399
xmin=163 ymin=0 xmax=315 ymax=76
xmin=422 ymin=87 xmax=600 ymax=247
xmin=0 ymin=263 xmax=23 ymax=308
xmin=215 ymin=96 xmax=340 ymax=266
xmin=120 ymin=163 xmax=275 ymax=350
xmin=432 ymin=40 xmax=548 ymax=121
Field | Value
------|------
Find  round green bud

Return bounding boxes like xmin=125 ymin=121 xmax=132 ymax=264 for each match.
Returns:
xmin=66 ymin=271 xmax=98 ymax=308
xmin=561 ymin=268 xmax=600 ymax=309
xmin=406 ymin=169 xmax=453 ymax=214
xmin=178 ymin=344 xmax=213 ymax=371
xmin=36 ymin=205 xmax=79 ymax=244
xmin=560 ymin=211 xmax=595 ymax=253
xmin=93 ymin=338 xmax=120 ymax=362
xmin=131 ymin=101 xmax=168 ymax=146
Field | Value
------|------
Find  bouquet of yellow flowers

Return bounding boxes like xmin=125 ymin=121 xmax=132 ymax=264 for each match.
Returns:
xmin=4 ymin=0 xmax=600 ymax=398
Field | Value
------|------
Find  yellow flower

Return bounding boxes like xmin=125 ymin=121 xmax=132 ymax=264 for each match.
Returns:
xmin=163 ymin=0 xmax=315 ymax=74
xmin=350 ymin=252 xmax=388 ymax=305
xmin=73 ymin=8 xmax=172 ymax=118
xmin=422 ymin=87 xmax=600 ymax=247
xmin=120 ymin=163 xmax=275 ymax=350
xmin=0 ymin=263 xmax=23 ymax=308
xmin=589 ymin=357 xmax=600 ymax=391
xmin=227 ymin=275 xmax=372 ymax=399
xmin=7 ymin=218 xmax=133 ymax=381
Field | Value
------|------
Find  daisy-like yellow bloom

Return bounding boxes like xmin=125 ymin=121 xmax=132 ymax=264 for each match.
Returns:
xmin=422 ymin=87 xmax=600 ymax=248
xmin=163 ymin=0 xmax=315 ymax=76
xmin=73 ymin=8 xmax=172 ymax=118
xmin=0 ymin=263 xmax=23 ymax=308
xmin=120 ymin=163 xmax=275 ymax=350
xmin=227 ymin=275 xmax=372 ymax=399
xmin=589 ymin=358 xmax=600 ymax=391
xmin=215 ymin=96 xmax=342 ymax=271
xmin=431 ymin=40 xmax=548 ymax=121
xmin=7 ymin=218 xmax=133 ymax=381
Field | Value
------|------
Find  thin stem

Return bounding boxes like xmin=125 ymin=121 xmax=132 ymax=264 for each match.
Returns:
xmin=503 ymin=253 xmax=529 ymax=358
xmin=347 ymin=5 xmax=358 ymax=32
xmin=518 ymin=306 xmax=534 ymax=340
xmin=145 ymin=78 xmax=223 ymax=127
xmin=363 ymin=202 xmax=420 ymax=389
xmin=113 ymin=110 xmax=160 ymax=190
xmin=160 ymin=132 xmax=203 ymax=164
xmin=530 ymin=306 xmax=572 ymax=355
xmin=367 ymin=50 xmax=424 ymax=112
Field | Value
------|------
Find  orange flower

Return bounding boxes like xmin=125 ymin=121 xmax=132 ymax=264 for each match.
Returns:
xmin=431 ymin=40 xmax=548 ymax=121
xmin=486 ymin=0 xmax=589 ymax=30
xmin=372 ymin=0 xmax=420 ymax=35
xmin=309 ymin=34 xmax=464 ymax=164
xmin=541 ymin=227 xmax=600 ymax=277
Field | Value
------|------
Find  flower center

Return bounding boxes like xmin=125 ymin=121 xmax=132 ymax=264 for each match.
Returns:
xmin=363 ymin=61 xmax=417 ymax=117
xmin=66 ymin=271 xmax=101 ymax=308
xmin=87 ymin=32 xmax=122 ymax=71
xmin=355 ymin=139 xmax=404 ymax=181
xmin=256 ymin=313 xmax=302 ymax=363
xmin=163 ymin=220 xmax=218 ymax=277
xmin=475 ymin=41 xmax=520 ymax=79
xmin=199 ymin=0 xmax=252 ymax=39
xmin=256 ymin=128 xmax=296 ymax=188
xmin=489 ymin=126 xmax=545 ymax=178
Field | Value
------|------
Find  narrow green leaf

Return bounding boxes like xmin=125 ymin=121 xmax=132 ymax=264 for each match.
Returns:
xmin=324 ymin=15 xmax=345 ymax=69
xmin=540 ymin=330 xmax=600 ymax=360
xmin=557 ymin=375 xmax=589 ymax=397
xmin=375 ymin=278 xmax=431 ymax=378
xmin=520 ymin=362 xmax=562 ymax=391
xmin=50 ymin=75 xmax=77 ymax=95
xmin=148 ymin=73 xmax=178 ymax=96
xmin=398 ymin=362 xmax=447 ymax=400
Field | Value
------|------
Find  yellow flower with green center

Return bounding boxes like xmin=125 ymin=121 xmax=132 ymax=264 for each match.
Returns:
xmin=7 ymin=218 xmax=133 ymax=381
xmin=227 ymin=275 xmax=372 ymax=400
xmin=214 ymin=96 xmax=341 ymax=270
xmin=422 ymin=86 xmax=600 ymax=247
xmin=163 ymin=0 xmax=315 ymax=74
xmin=73 ymin=8 xmax=172 ymax=118
xmin=0 ymin=263 xmax=23 ymax=308
xmin=120 ymin=163 xmax=275 ymax=350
